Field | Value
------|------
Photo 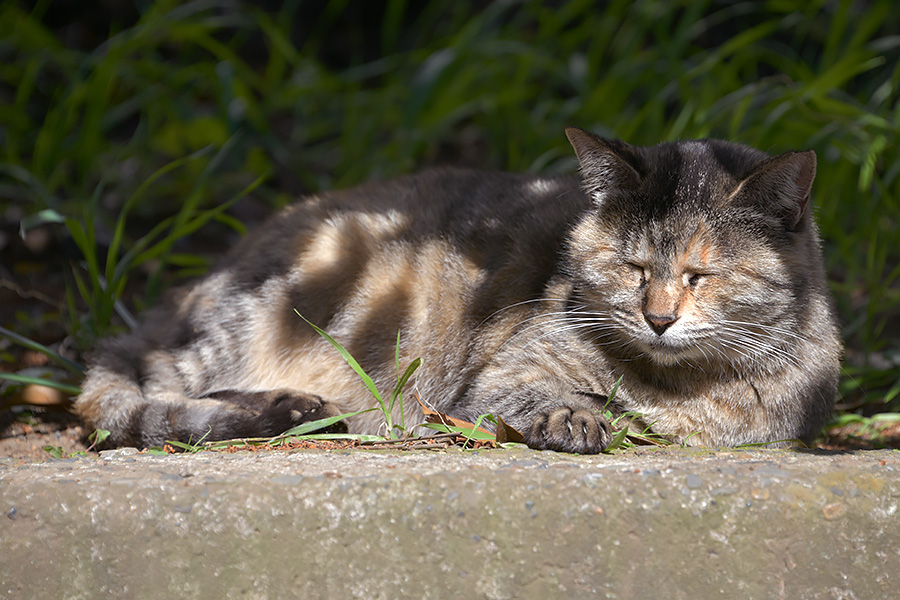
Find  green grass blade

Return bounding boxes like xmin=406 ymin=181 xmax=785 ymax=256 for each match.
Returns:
xmin=280 ymin=407 xmax=378 ymax=437
xmin=125 ymin=169 xmax=270 ymax=280
xmin=0 ymin=326 xmax=84 ymax=374
xmin=603 ymin=425 xmax=630 ymax=453
xmin=105 ymin=149 xmax=211 ymax=286
xmin=603 ymin=376 xmax=623 ymax=409
xmin=165 ymin=427 xmax=213 ymax=452
xmin=734 ymin=439 xmax=806 ymax=449
xmin=294 ymin=310 xmax=385 ymax=407
xmin=0 ymin=162 xmax=54 ymax=206
xmin=419 ymin=422 xmax=496 ymax=441
xmin=0 ymin=372 xmax=82 ymax=395
xmin=870 ymin=413 xmax=900 ymax=423
xmin=112 ymin=215 xmax=177 ymax=282
xmin=389 ymin=357 xmax=421 ymax=412
xmin=18 ymin=208 xmax=66 ymax=238
xmin=392 ymin=329 xmax=405 ymax=429
xmin=164 ymin=440 xmax=197 ymax=452
xmin=64 ymin=219 xmax=97 ymax=296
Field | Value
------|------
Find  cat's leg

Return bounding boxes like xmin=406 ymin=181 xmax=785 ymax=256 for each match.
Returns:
xmin=78 ymin=372 xmax=345 ymax=448
xmin=75 ymin=337 xmax=345 ymax=448
xmin=459 ymin=376 xmax=613 ymax=454
xmin=202 ymin=389 xmax=347 ymax=437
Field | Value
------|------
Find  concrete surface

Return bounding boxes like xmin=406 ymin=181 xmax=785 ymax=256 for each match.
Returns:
xmin=1 ymin=446 xmax=898 ymax=599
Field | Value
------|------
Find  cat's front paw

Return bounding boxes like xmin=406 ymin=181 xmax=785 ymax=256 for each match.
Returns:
xmin=527 ymin=408 xmax=612 ymax=454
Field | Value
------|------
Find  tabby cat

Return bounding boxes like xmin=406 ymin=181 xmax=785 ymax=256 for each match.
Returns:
xmin=75 ymin=128 xmax=842 ymax=453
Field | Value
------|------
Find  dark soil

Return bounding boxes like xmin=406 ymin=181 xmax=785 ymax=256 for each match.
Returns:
xmin=817 ymin=420 xmax=900 ymax=451
xmin=0 ymin=409 xmax=86 ymax=460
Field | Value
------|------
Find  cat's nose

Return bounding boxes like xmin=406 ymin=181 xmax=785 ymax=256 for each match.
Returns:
xmin=644 ymin=312 xmax=678 ymax=336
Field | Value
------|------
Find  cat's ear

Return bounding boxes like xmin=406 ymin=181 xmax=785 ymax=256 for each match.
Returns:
xmin=565 ymin=128 xmax=641 ymax=203
xmin=733 ymin=150 xmax=816 ymax=231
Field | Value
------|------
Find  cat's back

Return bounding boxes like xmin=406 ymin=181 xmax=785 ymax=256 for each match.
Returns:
xmin=214 ymin=168 xmax=590 ymax=317
xmin=238 ymin=168 xmax=588 ymax=251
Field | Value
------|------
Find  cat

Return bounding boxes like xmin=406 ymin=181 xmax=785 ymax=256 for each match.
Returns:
xmin=75 ymin=128 xmax=842 ymax=453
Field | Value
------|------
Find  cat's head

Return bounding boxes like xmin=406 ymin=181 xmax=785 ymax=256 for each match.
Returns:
xmin=563 ymin=128 xmax=822 ymax=369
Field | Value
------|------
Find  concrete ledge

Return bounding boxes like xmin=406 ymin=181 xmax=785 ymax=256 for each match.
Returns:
xmin=2 ymin=447 xmax=898 ymax=599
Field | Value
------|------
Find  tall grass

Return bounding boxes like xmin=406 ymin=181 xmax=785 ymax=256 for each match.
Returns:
xmin=1 ymin=0 xmax=898 ymax=418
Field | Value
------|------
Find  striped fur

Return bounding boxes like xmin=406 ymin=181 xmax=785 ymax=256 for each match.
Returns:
xmin=75 ymin=130 xmax=841 ymax=453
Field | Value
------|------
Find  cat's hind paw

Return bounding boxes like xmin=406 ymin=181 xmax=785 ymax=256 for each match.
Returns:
xmin=528 ymin=407 xmax=612 ymax=454
xmin=207 ymin=389 xmax=348 ymax=437
xmin=260 ymin=390 xmax=348 ymax=435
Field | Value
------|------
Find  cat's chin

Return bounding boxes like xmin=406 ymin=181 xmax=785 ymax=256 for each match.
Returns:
xmin=640 ymin=338 xmax=702 ymax=367
xmin=645 ymin=349 xmax=687 ymax=367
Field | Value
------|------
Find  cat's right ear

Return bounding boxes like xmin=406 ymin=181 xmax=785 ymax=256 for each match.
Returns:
xmin=731 ymin=150 xmax=817 ymax=232
xmin=565 ymin=128 xmax=641 ymax=204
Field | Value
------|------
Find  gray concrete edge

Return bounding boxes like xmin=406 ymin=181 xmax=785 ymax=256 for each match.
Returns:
xmin=1 ymin=447 xmax=898 ymax=599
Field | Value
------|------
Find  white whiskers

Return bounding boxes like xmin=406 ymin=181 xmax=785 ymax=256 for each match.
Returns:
xmin=493 ymin=297 xmax=807 ymax=377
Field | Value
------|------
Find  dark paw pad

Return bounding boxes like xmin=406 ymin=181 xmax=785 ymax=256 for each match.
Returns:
xmin=528 ymin=408 xmax=612 ymax=454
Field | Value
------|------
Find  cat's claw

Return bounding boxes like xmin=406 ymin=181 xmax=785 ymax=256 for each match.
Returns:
xmin=528 ymin=407 xmax=612 ymax=454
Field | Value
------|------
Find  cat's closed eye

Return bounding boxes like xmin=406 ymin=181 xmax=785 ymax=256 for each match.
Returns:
xmin=626 ymin=262 xmax=648 ymax=284
xmin=684 ymin=272 xmax=703 ymax=287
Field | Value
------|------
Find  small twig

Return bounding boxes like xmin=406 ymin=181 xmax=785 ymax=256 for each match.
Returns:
xmin=409 ymin=442 xmax=453 ymax=450
xmin=360 ymin=432 xmax=460 ymax=446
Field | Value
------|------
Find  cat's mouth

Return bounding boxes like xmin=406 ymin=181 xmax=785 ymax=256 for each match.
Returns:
xmin=638 ymin=332 xmax=705 ymax=366
xmin=606 ymin=311 xmax=705 ymax=365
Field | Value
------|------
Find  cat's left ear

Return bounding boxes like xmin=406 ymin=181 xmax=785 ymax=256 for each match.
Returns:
xmin=566 ymin=128 xmax=641 ymax=204
xmin=735 ymin=150 xmax=816 ymax=231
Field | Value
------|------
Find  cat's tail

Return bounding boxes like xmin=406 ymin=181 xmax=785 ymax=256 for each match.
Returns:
xmin=74 ymin=336 xmax=339 ymax=449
